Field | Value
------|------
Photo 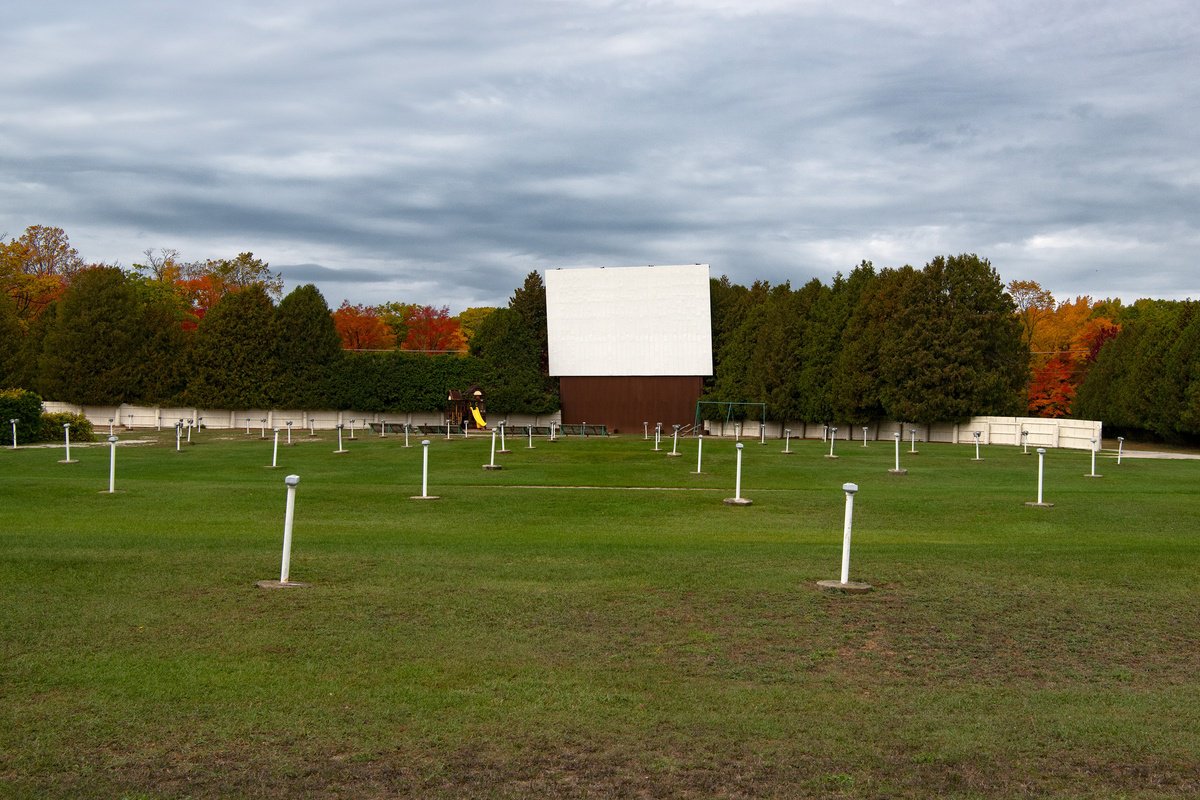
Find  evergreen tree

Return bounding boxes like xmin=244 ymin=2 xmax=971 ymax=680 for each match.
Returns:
xmin=186 ymin=286 xmax=279 ymax=408
xmin=794 ymin=276 xmax=854 ymax=423
xmin=509 ymin=271 xmax=549 ymax=374
xmin=11 ymin=302 xmax=54 ymax=391
xmin=707 ymin=280 xmax=770 ymax=407
xmin=0 ymin=289 xmax=21 ymax=387
xmin=878 ymin=254 xmax=1026 ymax=423
xmin=38 ymin=266 xmax=143 ymax=404
xmin=131 ymin=276 xmax=189 ymax=404
xmin=707 ymin=275 xmax=752 ymax=396
xmin=470 ymin=307 xmax=557 ymax=414
xmin=274 ymin=284 xmax=342 ymax=408
xmin=832 ymin=263 xmax=903 ymax=424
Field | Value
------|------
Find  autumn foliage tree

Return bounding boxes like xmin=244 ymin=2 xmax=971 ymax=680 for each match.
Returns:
xmin=0 ymin=225 xmax=82 ymax=320
xmin=333 ymin=302 xmax=396 ymax=350
xmin=400 ymin=305 xmax=466 ymax=352
xmin=1008 ymin=281 xmax=1123 ymax=417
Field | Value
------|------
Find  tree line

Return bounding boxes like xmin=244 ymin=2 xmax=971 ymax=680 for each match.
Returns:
xmin=2 ymin=225 xmax=1195 ymax=441
xmin=706 ymin=254 xmax=1029 ymax=425
xmin=0 ymin=227 xmax=556 ymax=415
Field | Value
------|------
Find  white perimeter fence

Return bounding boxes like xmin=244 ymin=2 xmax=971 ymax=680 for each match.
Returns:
xmin=41 ymin=402 xmax=561 ymax=436
xmin=44 ymin=402 xmax=1101 ymax=451
xmin=703 ymin=416 xmax=1103 ymax=451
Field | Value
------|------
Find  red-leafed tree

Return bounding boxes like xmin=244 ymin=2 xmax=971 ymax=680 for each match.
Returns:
xmin=1027 ymin=354 xmax=1077 ymax=417
xmin=333 ymin=302 xmax=396 ymax=350
xmin=400 ymin=305 xmax=466 ymax=353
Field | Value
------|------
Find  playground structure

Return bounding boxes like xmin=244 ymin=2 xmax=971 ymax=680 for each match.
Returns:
xmin=447 ymin=386 xmax=487 ymax=430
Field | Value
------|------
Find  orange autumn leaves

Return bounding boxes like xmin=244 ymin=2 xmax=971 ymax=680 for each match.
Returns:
xmin=1009 ymin=280 xmax=1121 ymax=417
xmin=332 ymin=302 xmax=469 ymax=353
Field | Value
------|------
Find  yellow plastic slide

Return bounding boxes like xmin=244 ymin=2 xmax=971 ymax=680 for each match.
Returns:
xmin=470 ymin=406 xmax=487 ymax=428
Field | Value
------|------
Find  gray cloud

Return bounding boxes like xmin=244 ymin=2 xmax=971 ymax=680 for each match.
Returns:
xmin=2 ymin=0 xmax=1198 ymax=311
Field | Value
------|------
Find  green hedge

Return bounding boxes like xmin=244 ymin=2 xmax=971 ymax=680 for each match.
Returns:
xmin=38 ymin=411 xmax=94 ymax=443
xmin=0 ymin=388 xmax=43 ymax=445
xmin=330 ymin=352 xmax=493 ymax=412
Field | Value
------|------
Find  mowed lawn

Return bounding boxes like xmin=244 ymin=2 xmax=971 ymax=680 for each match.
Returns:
xmin=1 ymin=429 xmax=1198 ymax=799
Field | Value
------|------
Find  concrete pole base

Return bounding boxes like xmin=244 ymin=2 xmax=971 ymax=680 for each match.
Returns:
xmin=1084 ymin=474 xmax=1103 ymax=478
xmin=665 ymin=452 xmax=681 ymax=458
xmin=824 ymin=454 xmax=839 ymax=460
xmin=334 ymin=449 xmax=349 ymax=454
xmin=723 ymin=497 xmax=753 ymax=506
xmin=1024 ymin=501 xmax=1054 ymax=508
xmin=58 ymin=459 xmax=79 ymax=464
xmin=781 ymin=450 xmax=794 ymax=454
xmin=817 ymin=579 xmax=872 ymax=593
xmin=497 ymin=449 xmax=512 ymax=455
xmin=410 ymin=495 xmax=441 ymax=501
xmin=482 ymin=464 xmax=503 ymax=470
xmin=256 ymin=580 xmax=310 ymax=589
xmin=888 ymin=468 xmax=908 ymax=475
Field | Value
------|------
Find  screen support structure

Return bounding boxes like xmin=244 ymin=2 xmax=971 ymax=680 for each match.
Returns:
xmin=693 ymin=401 xmax=767 ymax=438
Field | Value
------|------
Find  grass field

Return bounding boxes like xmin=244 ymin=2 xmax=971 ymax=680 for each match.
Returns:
xmin=1 ymin=428 xmax=1198 ymax=799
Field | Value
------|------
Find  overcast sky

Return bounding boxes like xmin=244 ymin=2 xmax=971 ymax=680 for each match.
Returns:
xmin=2 ymin=0 xmax=1197 ymax=312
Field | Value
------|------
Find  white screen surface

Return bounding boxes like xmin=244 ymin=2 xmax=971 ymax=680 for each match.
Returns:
xmin=545 ymin=265 xmax=713 ymax=376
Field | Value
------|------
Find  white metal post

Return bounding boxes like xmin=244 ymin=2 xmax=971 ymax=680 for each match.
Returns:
xmin=349 ymin=419 xmax=356 ymax=439
xmin=108 ymin=418 xmax=114 ymax=436
xmin=828 ymin=428 xmax=837 ymax=457
xmin=175 ymin=422 xmax=182 ymax=452
xmin=1036 ymin=448 xmax=1046 ymax=504
xmin=107 ymin=435 xmax=118 ymax=493
xmin=421 ymin=440 xmax=430 ymax=497
xmin=671 ymin=425 xmax=680 ymax=455
xmin=695 ymin=434 xmax=704 ymax=473
xmin=644 ymin=421 xmax=649 ymax=440
xmin=489 ymin=429 xmax=498 ymax=467
xmin=735 ymin=422 xmax=741 ymax=442
xmin=1117 ymin=436 xmax=1124 ymax=465
xmin=759 ymin=422 xmax=765 ymax=445
xmin=862 ymin=426 xmax=869 ymax=447
xmin=840 ymin=483 xmax=859 ymax=584
xmin=654 ymin=423 xmax=661 ymax=451
xmin=336 ymin=423 xmax=345 ymax=453
xmin=260 ymin=418 xmax=267 ymax=439
xmin=62 ymin=423 xmax=72 ymax=461
xmin=186 ymin=419 xmax=193 ymax=443
xmin=245 ymin=417 xmax=251 ymax=435
xmin=280 ymin=474 xmax=300 ymax=583
xmin=734 ymin=442 xmax=744 ymax=500
xmin=527 ymin=425 xmax=534 ymax=449
xmin=272 ymin=429 xmax=280 ymax=468
xmin=9 ymin=418 xmax=16 ymax=449
xmin=1088 ymin=438 xmax=1100 ymax=477
xmin=499 ymin=423 xmax=507 ymax=451
xmin=1022 ymin=429 xmax=1029 ymax=454
xmin=894 ymin=432 xmax=901 ymax=471
xmin=309 ymin=419 xmax=315 ymax=437
xmin=404 ymin=424 xmax=411 ymax=448
xmin=973 ymin=430 xmax=982 ymax=460
xmin=445 ymin=419 xmax=451 ymax=440
xmin=910 ymin=427 xmax=918 ymax=453
xmin=783 ymin=428 xmax=791 ymax=453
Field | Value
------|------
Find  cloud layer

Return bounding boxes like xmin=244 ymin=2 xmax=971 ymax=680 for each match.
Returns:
xmin=2 ymin=0 xmax=1197 ymax=310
